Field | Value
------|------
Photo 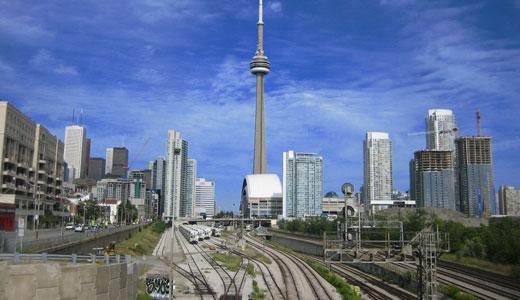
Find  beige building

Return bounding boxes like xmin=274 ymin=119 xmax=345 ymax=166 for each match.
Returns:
xmin=498 ymin=185 xmax=520 ymax=216
xmin=322 ymin=197 xmax=345 ymax=216
xmin=0 ymin=101 xmax=66 ymax=231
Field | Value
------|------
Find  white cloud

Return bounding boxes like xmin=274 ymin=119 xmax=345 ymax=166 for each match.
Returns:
xmin=269 ymin=1 xmax=282 ymax=14
xmin=30 ymin=49 xmax=79 ymax=76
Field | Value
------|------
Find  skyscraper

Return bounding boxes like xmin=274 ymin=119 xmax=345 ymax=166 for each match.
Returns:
xmin=164 ymin=130 xmax=188 ymax=221
xmin=456 ymin=136 xmax=495 ymax=218
xmin=282 ymin=151 xmax=323 ymax=218
xmin=195 ymin=178 xmax=215 ymax=218
xmin=88 ymin=157 xmax=105 ymax=181
xmin=426 ymin=109 xmax=457 ymax=151
xmin=64 ymin=125 xmax=87 ymax=180
xmin=149 ymin=157 xmax=166 ymax=216
xmin=410 ymin=150 xmax=456 ymax=210
xmin=186 ymin=159 xmax=197 ymax=218
xmin=105 ymin=147 xmax=128 ymax=178
xmin=363 ymin=132 xmax=393 ymax=211
xmin=84 ymin=138 xmax=91 ymax=178
xmin=250 ymin=0 xmax=270 ymax=174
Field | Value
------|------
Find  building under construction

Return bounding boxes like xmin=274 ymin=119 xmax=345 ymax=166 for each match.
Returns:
xmin=410 ymin=150 xmax=456 ymax=210
xmin=455 ymin=136 xmax=495 ymax=218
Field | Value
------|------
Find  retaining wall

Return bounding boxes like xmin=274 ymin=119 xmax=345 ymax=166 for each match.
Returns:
xmin=0 ymin=260 xmax=140 ymax=300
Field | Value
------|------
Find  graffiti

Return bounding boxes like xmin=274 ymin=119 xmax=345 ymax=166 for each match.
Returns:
xmin=146 ymin=274 xmax=172 ymax=299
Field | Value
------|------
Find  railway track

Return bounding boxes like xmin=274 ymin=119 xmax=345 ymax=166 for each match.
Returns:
xmin=245 ymin=235 xmax=337 ymax=300
xmin=175 ymin=229 xmax=216 ymax=298
xmin=398 ymin=262 xmax=516 ymax=300
xmin=333 ymin=262 xmax=415 ymax=300
xmin=207 ymin=238 xmax=286 ymax=300
xmin=192 ymin=240 xmax=239 ymax=298
xmin=438 ymin=261 xmax=520 ymax=295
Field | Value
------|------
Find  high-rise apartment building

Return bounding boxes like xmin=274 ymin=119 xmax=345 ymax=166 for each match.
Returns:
xmin=195 ymin=178 xmax=215 ymax=218
xmin=105 ymin=147 xmax=128 ymax=178
xmin=186 ymin=159 xmax=197 ymax=218
xmin=0 ymin=102 xmax=65 ymax=231
xmin=410 ymin=150 xmax=456 ymax=210
xmin=426 ymin=109 xmax=457 ymax=151
xmin=456 ymin=136 xmax=495 ymax=218
xmin=64 ymin=125 xmax=87 ymax=180
xmin=164 ymin=130 xmax=188 ymax=221
xmin=363 ymin=132 xmax=393 ymax=211
xmin=282 ymin=151 xmax=323 ymax=218
xmin=88 ymin=157 xmax=105 ymax=181
xmin=498 ymin=185 xmax=520 ymax=216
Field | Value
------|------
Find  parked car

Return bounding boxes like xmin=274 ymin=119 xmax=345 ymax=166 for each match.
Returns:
xmin=65 ymin=223 xmax=75 ymax=230
xmin=74 ymin=224 xmax=85 ymax=232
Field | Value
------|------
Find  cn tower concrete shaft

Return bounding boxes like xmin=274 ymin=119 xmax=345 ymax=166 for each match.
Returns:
xmin=253 ymin=74 xmax=266 ymax=174
xmin=250 ymin=0 xmax=270 ymax=174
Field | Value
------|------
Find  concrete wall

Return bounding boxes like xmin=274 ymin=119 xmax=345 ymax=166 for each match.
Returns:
xmin=0 ymin=261 xmax=140 ymax=300
xmin=273 ymin=234 xmax=323 ymax=257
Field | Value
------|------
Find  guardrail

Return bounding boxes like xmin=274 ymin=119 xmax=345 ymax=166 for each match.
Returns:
xmin=0 ymin=252 xmax=132 ymax=264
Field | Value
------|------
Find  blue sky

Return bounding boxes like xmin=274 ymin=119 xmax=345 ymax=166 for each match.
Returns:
xmin=1 ymin=0 xmax=519 ymax=211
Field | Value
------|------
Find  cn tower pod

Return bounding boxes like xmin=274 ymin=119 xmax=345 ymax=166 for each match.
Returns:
xmin=250 ymin=54 xmax=270 ymax=74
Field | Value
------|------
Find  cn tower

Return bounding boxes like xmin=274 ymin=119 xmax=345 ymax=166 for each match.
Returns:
xmin=250 ymin=0 xmax=270 ymax=174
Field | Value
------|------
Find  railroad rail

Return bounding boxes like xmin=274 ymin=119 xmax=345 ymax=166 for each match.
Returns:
xmin=245 ymin=235 xmax=337 ymax=300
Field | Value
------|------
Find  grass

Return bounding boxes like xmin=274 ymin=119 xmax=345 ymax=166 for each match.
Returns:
xmin=439 ymin=284 xmax=477 ymax=300
xmin=243 ymin=245 xmax=272 ymax=264
xmin=212 ymin=252 xmax=242 ymax=272
xmin=250 ymin=280 xmax=265 ymax=300
xmin=115 ymin=221 xmax=164 ymax=256
xmin=441 ymin=253 xmax=516 ymax=277
xmin=246 ymin=263 xmax=255 ymax=276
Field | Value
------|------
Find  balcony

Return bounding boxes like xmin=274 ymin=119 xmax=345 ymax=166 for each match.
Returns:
xmin=38 ymin=159 xmax=46 ymax=164
xmin=17 ymin=163 xmax=28 ymax=169
xmin=2 ymin=183 xmax=16 ymax=190
xmin=38 ymin=169 xmax=47 ymax=175
xmin=37 ymin=180 xmax=46 ymax=185
xmin=2 ymin=169 xmax=16 ymax=176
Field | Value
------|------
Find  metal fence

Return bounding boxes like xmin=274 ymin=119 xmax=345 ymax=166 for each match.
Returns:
xmin=0 ymin=224 xmax=141 ymax=253
xmin=0 ymin=252 xmax=132 ymax=264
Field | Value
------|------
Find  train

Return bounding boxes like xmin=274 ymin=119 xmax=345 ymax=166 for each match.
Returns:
xmin=179 ymin=224 xmax=221 ymax=243
xmin=179 ymin=224 xmax=199 ymax=243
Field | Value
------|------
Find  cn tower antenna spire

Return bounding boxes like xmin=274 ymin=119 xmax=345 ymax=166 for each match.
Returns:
xmin=250 ymin=0 xmax=270 ymax=174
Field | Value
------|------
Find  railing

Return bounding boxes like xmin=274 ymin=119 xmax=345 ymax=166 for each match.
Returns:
xmin=0 ymin=252 xmax=132 ymax=264
xmin=0 ymin=224 xmax=141 ymax=252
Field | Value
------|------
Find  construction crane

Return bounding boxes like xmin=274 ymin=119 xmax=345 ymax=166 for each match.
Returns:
xmin=125 ymin=136 xmax=151 ymax=172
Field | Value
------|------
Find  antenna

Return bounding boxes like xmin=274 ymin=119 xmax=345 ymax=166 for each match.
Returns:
xmin=72 ymin=108 xmax=75 ymax=125
xmin=476 ymin=110 xmax=481 ymax=136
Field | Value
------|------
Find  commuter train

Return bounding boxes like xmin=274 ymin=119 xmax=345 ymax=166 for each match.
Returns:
xmin=179 ymin=224 xmax=199 ymax=243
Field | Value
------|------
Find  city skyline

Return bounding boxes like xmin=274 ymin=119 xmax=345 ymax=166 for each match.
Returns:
xmin=1 ymin=1 xmax=520 ymax=210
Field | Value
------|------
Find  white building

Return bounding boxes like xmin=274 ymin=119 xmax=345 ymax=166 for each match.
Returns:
xmin=164 ymin=130 xmax=188 ymax=221
xmin=186 ymin=159 xmax=197 ymax=217
xmin=426 ymin=109 xmax=457 ymax=151
xmin=195 ymin=178 xmax=215 ymax=217
xmin=363 ymin=132 xmax=393 ymax=211
xmin=283 ymin=151 xmax=323 ymax=218
xmin=241 ymin=174 xmax=283 ymax=218
xmin=64 ymin=125 xmax=87 ymax=181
